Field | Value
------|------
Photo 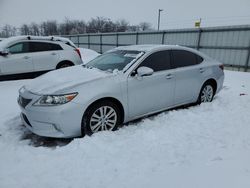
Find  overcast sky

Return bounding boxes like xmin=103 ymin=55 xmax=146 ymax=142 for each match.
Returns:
xmin=0 ymin=0 xmax=250 ymax=29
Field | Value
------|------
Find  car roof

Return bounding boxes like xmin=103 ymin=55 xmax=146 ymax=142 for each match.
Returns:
xmin=113 ymin=44 xmax=194 ymax=52
xmin=0 ymin=35 xmax=76 ymax=50
xmin=110 ymin=44 xmax=211 ymax=60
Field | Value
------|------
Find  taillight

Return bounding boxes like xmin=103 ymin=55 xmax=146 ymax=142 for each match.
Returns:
xmin=219 ymin=64 xmax=224 ymax=71
xmin=75 ymin=48 xmax=81 ymax=59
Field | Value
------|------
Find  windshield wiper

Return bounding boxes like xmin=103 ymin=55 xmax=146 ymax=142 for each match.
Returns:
xmin=82 ymin=64 xmax=93 ymax=69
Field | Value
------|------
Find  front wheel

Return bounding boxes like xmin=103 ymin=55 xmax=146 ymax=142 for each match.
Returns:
xmin=198 ymin=83 xmax=215 ymax=103
xmin=82 ymin=101 xmax=121 ymax=135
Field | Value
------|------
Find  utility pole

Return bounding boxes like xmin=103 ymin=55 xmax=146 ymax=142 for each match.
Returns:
xmin=157 ymin=9 xmax=163 ymax=31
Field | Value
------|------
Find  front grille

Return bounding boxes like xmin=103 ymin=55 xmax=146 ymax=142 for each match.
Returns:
xmin=19 ymin=96 xmax=32 ymax=108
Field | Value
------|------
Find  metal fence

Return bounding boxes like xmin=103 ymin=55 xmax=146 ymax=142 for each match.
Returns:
xmin=63 ymin=25 xmax=250 ymax=72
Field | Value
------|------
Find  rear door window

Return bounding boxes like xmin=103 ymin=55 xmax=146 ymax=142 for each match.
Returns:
xmin=30 ymin=42 xmax=62 ymax=52
xmin=171 ymin=50 xmax=202 ymax=68
xmin=49 ymin=43 xmax=63 ymax=50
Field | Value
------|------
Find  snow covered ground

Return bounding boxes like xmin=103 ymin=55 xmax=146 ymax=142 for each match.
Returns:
xmin=0 ymin=70 xmax=250 ymax=188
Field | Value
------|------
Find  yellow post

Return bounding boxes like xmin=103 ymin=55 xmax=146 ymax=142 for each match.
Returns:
xmin=195 ymin=18 xmax=202 ymax=28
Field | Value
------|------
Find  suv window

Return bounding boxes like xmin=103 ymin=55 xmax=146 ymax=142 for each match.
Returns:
xmin=139 ymin=50 xmax=171 ymax=72
xmin=196 ymin=54 xmax=203 ymax=64
xmin=8 ymin=42 xmax=29 ymax=54
xmin=50 ymin=43 xmax=63 ymax=50
xmin=30 ymin=42 xmax=62 ymax=52
xmin=171 ymin=50 xmax=203 ymax=68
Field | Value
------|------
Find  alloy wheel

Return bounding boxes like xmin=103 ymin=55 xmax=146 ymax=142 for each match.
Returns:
xmin=201 ymin=85 xmax=214 ymax=102
xmin=89 ymin=106 xmax=117 ymax=133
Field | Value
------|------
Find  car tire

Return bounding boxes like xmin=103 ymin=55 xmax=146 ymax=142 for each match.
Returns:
xmin=57 ymin=62 xmax=73 ymax=69
xmin=82 ymin=100 xmax=122 ymax=135
xmin=197 ymin=82 xmax=215 ymax=104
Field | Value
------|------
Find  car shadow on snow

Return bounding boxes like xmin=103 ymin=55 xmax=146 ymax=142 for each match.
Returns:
xmin=5 ymin=116 xmax=73 ymax=148
xmin=20 ymin=128 xmax=73 ymax=148
xmin=123 ymin=102 xmax=200 ymax=126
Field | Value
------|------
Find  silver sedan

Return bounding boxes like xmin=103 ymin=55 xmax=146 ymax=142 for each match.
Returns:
xmin=18 ymin=45 xmax=224 ymax=138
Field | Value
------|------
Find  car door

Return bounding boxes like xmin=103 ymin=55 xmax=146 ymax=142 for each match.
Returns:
xmin=127 ymin=50 xmax=175 ymax=118
xmin=30 ymin=42 xmax=60 ymax=71
xmin=171 ymin=49 xmax=204 ymax=105
xmin=0 ymin=42 xmax=33 ymax=75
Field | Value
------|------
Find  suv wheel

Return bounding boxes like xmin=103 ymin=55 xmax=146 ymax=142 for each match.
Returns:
xmin=57 ymin=62 xmax=73 ymax=69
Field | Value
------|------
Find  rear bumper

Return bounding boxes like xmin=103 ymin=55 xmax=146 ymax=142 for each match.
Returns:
xmin=216 ymin=72 xmax=224 ymax=94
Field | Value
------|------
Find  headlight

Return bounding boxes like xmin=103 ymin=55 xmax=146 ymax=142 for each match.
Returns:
xmin=33 ymin=93 xmax=78 ymax=106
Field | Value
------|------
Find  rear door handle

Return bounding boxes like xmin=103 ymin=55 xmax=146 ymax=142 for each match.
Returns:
xmin=199 ymin=68 xmax=205 ymax=73
xmin=51 ymin=52 xmax=56 ymax=55
xmin=166 ymin=74 xmax=173 ymax=79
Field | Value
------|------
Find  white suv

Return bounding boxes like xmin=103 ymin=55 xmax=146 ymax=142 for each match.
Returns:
xmin=0 ymin=36 xmax=82 ymax=80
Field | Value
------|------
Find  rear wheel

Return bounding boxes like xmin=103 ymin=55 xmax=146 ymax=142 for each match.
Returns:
xmin=198 ymin=83 xmax=215 ymax=103
xmin=82 ymin=101 xmax=121 ymax=135
xmin=57 ymin=62 xmax=73 ymax=69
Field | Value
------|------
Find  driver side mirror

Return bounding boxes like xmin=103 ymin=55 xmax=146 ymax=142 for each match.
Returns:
xmin=0 ymin=49 xmax=9 ymax=56
xmin=137 ymin=66 xmax=154 ymax=77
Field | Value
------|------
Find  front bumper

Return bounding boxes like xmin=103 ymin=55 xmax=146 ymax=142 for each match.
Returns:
xmin=18 ymin=89 xmax=84 ymax=138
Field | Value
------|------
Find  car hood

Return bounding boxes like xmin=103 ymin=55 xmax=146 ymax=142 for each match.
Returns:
xmin=24 ymin=65 xmax=111 ymax=94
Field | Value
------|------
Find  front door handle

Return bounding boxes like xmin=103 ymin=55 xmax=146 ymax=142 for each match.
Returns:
xmin=23 ymin=56 xmax=30 ymax=59
xmin=199 ymin=68 xmax=205 ymax=73
xmin=51 ymin=52 xmax=56 ymax=55
xmin=166 ymin=74 xmax=173 ymax=79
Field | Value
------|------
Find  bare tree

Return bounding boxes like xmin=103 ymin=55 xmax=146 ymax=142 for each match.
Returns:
xmin=69 ymin=28 xmax=79 ymax=35
xmin=0 ymin=24 xmax=17 ymax=37
xmin=20 ymin=24 xmax=30 ymax=35
xmin=40 ymin=21 xmax=58 ymax=36
xmin=139 ymin=22 xmax=153 ymax=31
xmin=115 ymin=19 xmax=129 ymax=32
xmin=58 ymin=18 xmax=86 ymax=35
xmin=87 ymin=17 xmax=116 ymax=33
xmin=30 ymin=23 xmax=40 ymax=35
xmin=0 ymin=18 xmax=155 ymax=37
xmin=127 ymin=25 xmax=140 ymax=32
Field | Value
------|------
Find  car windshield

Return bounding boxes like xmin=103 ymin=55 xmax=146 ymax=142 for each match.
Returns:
xmin=85 ymin=50 xmax=144 ymax=71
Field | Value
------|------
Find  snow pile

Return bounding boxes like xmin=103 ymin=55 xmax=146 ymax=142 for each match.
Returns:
xmin=78 ymin=48 xmax=100 ymax=64
xmin=0 ymin=71 xmax=250 ymax=188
